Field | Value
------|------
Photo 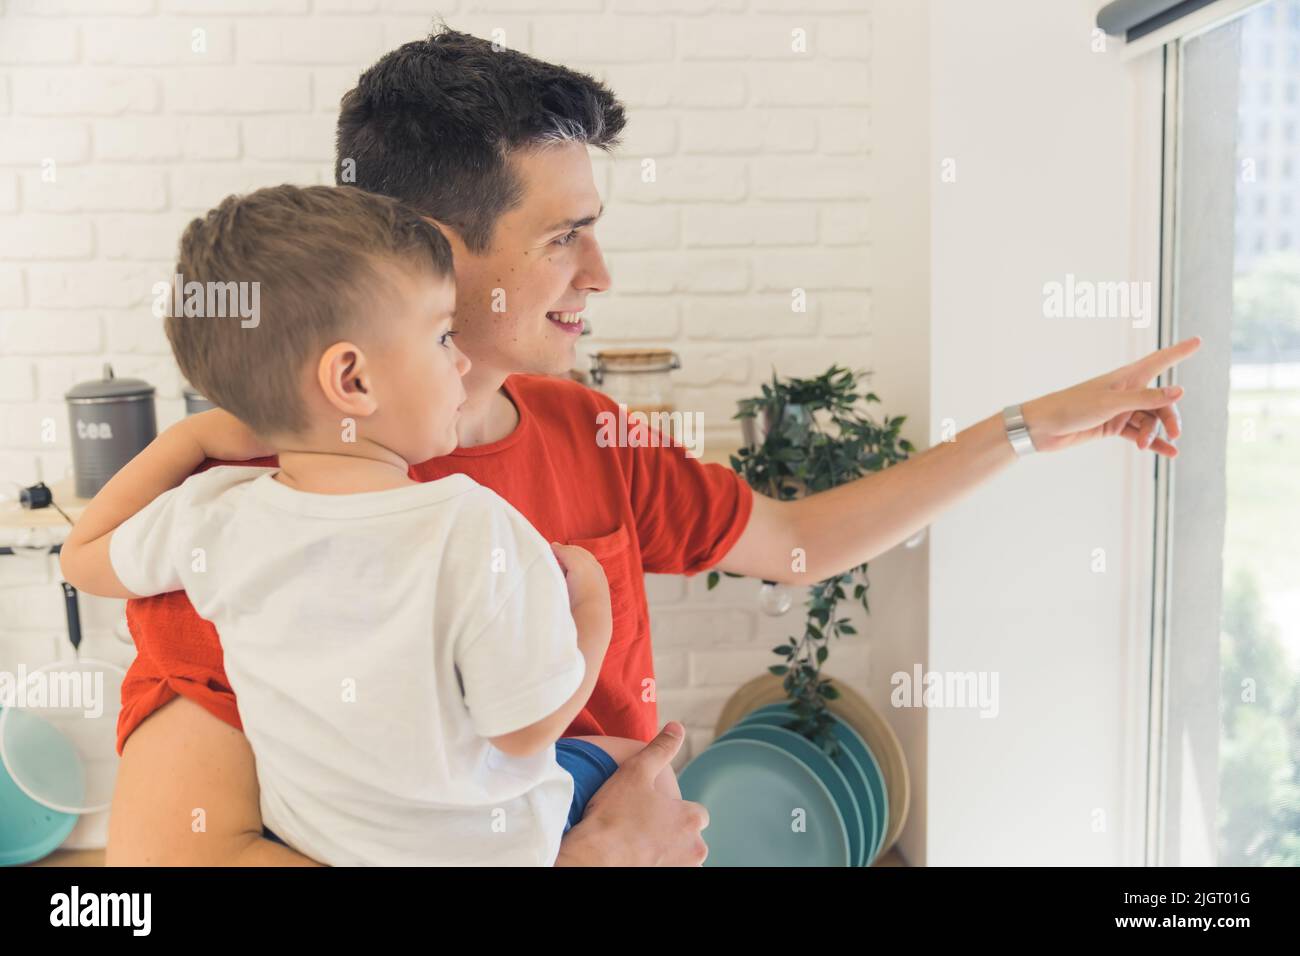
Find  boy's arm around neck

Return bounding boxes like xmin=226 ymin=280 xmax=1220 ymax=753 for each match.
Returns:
xmin=59 ymin=409 xmax=273 ymax=599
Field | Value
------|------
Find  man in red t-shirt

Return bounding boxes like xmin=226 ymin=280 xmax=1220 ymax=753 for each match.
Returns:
xmin=108 ymin=28 xmax=1200 ymax=866
xmin=111 ymin=30 xmax=751 ymax=867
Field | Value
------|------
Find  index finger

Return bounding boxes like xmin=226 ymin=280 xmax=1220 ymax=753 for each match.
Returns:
xmin=1131 ymin=335 xmax=1203 ymax=381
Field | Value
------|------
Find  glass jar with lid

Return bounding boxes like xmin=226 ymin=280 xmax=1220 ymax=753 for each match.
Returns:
xmin=589 ymin=349 xmax=682 ymax=442
xmin=590 ymin=348 xmax=681 ymax=411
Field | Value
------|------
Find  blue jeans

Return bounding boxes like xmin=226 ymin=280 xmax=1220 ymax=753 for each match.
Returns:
xmin=262 ymin=737 xmax=619 ymax=848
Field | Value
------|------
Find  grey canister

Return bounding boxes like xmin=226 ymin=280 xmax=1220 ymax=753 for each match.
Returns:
xmin=65 ymin=363 xmax=158 ymax=499
xmin=183 ymin=384 xmax=215 ymax=416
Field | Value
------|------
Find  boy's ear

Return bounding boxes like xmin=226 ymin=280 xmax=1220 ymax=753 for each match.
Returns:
xmin=317 ymin=341 xmax=379 ymax=423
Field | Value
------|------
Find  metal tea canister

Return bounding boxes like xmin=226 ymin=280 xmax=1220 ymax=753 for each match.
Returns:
xmin=65 ymin=363 xmax=157 ymax=499
xmin=183 ymin=384 xmax=215 ymax=416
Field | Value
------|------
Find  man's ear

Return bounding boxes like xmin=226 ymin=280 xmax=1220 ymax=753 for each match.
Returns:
xmin=420 ymin=215 xmax=471 ymax=256
xmin=420 ymin=214 xmax=452 ymax=238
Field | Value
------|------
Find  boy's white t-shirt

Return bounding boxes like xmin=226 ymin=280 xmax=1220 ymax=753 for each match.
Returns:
xmin=109 ymin=465 xmax=587 ymax=866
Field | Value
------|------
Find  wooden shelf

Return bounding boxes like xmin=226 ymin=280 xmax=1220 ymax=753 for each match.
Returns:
xmin=0 ymin=478 xmax=88 ymax=532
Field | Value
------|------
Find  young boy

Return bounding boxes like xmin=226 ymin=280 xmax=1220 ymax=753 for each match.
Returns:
xmin=60 ymin=184 xmax=679 ymax=866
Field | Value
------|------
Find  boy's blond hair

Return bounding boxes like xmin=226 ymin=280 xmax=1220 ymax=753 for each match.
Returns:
xmin=165 ymin=184 xmax=454 ymax=437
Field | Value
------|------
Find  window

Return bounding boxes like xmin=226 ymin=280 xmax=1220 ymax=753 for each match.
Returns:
xmin=1156 ymin=0 xmax=1300 ymax=867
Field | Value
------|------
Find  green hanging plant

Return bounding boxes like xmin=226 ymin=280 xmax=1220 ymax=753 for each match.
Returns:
xmin=707 ymin=366 xmax=915 ymax=755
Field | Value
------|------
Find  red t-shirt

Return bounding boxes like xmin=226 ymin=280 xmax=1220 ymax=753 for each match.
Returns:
xmin=115 ymin=373 xmax=754 ymax=753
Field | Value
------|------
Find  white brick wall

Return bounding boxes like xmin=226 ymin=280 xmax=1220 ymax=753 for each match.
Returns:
xmin=0 ymin=0 xmax=876 ymax=763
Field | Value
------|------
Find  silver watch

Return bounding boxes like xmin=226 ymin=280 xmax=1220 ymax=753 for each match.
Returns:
xmin=1002 ymin=404 xmax=1036 ymax=457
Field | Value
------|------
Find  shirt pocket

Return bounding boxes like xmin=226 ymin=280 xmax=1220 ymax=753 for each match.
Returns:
xmin=567 ymin=522 xmax=642 ymax=650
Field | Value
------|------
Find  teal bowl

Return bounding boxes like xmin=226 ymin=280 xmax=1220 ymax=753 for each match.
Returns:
xmin=679 ymin=736 xmax=851 ymax=866
xmin=744 ymin=703 xmax=890 ymax=864
xmin=737 ymin=710 xmax=879 ymax=866
xmin=0 ymin=708 xmax=78 ymax=866
xmin=715 ymin=722 xmax=862 ymax=868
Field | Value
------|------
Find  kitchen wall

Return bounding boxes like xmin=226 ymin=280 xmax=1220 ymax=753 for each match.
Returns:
xmin=0 ymin=0 xmax=1174 ymax=867
xmin=0 ymin=0 xmax=889 ymax=809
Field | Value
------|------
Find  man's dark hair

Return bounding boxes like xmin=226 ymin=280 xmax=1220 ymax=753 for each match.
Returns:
xmin=336 ymin=25 xmax=627 ymax=253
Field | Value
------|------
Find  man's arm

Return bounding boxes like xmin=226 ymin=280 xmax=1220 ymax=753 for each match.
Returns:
xmin=110 ymin=696 xmax=706 ymax=867
xmin=108 ymin=695 xmax=322 ymax=866
xmin=718 ymin=338 xmax=1202 ymax=584
xmin=718 ymin=412 xmax=1014 ymax=584
xmin=61 ymin=409 xmax=275 ymax=599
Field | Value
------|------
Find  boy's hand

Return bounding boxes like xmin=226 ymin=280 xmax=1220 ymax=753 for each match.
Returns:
xmin=549 ymin=543 xmax=610 ymax=613
xmin=183 ymin=408 xmax=277 ymax=463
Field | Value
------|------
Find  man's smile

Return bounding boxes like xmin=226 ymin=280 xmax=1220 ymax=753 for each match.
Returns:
xmin=546 ymin=310 xmax=586 ymax=335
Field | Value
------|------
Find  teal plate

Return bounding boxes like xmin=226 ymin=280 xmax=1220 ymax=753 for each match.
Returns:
xmin=737 ymin=711 xmax=879 ymax=866
xmin=679 ymin=737 xmax=850 ymax=866
xmin=0 ymin=709 xmax=78 ymax=866
xmin=745 ymin=703 xmax=890 ymax=864
xmin=715 ymin=723 xmax=863 ymax=869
